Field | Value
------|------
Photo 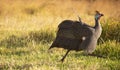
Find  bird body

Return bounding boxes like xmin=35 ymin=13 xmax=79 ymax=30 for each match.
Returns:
xmin=49 ymin=11 xmax=104 ymax=62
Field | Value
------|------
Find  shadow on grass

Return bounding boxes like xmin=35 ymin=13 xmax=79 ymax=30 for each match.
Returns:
xmin=0 ymin=30 xmax=55 ymax=48
xmin=0 ymin=63 xmax=33 ymax=70
xmin=0 ymin=49 xmax=31 ymax=56
xmin=0 ymin=35 xmax=29 ymax=48
xmin=73 ymin=52 xmax=107 ymax=59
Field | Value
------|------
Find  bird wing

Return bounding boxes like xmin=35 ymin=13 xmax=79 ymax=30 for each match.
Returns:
xmin=58 ymin=20 xmax=95 ymax=39
xmin=72 ymin=23 xmax=97 ymax=51
xmin=72 ymin=23 xmax=95 ymax=39
xmin=58 ymin=20 xmax=74 ymax=29
xmin=50 ymin=20 xmax=95 ymax=51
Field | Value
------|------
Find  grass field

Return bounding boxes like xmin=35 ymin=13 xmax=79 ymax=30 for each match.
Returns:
xmin=0 ymin=0 xmax=120 ymax=70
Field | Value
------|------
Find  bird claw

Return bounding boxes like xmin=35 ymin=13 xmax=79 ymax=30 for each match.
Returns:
xmin=60 ymin=58 xmax=64 ymax=63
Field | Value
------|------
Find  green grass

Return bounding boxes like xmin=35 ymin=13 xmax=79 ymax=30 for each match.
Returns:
xmin=100 ymin=19 xmax=120 ymax=42
xmin=0 ymin=19 xmax=119 ymax=70
xmin=0 ymin=19 xmax=120 ymax=70
xmin=0 ymin=42 xmax=119 ymax=70
xmin=0 ymin=28 xmax=119 ymax=70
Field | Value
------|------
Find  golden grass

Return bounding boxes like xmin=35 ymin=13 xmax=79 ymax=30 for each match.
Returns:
xmin=0 ymin=0 xmax=119 ymax=31
xmin=0 ymin=0 xmax=119 ymax=16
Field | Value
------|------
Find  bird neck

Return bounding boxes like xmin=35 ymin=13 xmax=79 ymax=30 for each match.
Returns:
xmin=94 ymin=18 xmax=102 ymax=39
xmin=94 ymin=19 xmax=100 ymax=28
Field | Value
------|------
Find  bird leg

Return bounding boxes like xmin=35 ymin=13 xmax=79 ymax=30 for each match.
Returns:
xmin=60 ymin=50 xmax=70 ymax=62
xmin=48 ymin=46 xmax=52 ymax=50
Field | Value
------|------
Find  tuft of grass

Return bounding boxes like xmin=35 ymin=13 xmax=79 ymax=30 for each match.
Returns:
xmin=29 ymin=30 xmax=55 ymax=44
xmin=98 ymin=19 xmax=120 ymax=44
xmin=0 ymin=29 xmax=55 ymax=48
xmin=0 ymin=35 xmax=28 ymax=48
xmin=94 ymin=41 xmax=120 ymax=60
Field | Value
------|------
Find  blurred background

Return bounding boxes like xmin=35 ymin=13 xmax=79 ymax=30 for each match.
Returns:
xmin=0 ymin=0 xmax=120 ymax=17
xmin=0 ymin=0 xmax=119 ymax=30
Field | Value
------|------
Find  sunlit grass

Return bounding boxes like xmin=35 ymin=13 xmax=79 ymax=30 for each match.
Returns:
xmin=0 ymin=41 xmax=120 ymax=70
xmin=0 ymin=0 xmax=120 ymax=70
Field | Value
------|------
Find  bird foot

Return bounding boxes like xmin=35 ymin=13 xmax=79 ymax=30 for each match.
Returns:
xmin=60 ymin=58 xmax=64 ymax=63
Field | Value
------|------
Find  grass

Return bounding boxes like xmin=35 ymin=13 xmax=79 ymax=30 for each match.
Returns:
xmin=0 ymin=0 xmax=120 ymax=70
xmin=0 ymin=28 xmax=119 ymax=70
xmin=0 ymin=40 xmax=120 ymax=70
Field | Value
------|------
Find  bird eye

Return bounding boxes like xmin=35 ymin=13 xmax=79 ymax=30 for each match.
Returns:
xmin=101 ymin=14 xmax=104 ymax=16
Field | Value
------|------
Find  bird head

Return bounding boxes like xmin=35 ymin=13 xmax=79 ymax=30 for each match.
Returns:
xmin=95 ymin=11 xmax=104 ymax=20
